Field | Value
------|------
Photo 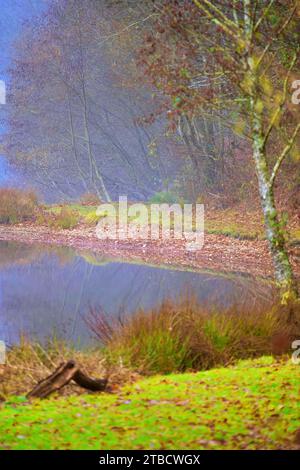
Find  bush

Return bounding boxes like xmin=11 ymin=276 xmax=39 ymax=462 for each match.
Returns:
xmin=56 ymin=207 xmax=79 ymax=229
xmin=0 ymin=188 xmax=38 ymax=224
xmin=84 ymin=211 xmax=101 ymax=226
xmin=86 ymin=297 xmax=300 ymax=374
xmin=79 ymin=192 xmax=101 ymax=206
xmin=36 ymin=206 xmax=80 ymax=230
xmin=149 ymin=191 xmax=179 ymax=205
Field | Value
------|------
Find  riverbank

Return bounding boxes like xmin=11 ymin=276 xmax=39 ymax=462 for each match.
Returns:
xmin=0 ymin=356 xmax=299 ymax=450
xmin=0 ymin=220 xmax=299 ymax=280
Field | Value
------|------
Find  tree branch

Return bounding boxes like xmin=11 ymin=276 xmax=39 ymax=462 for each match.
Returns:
xmin=256 ymin=5 xmax=297 ymax=69
xmin=270 ymin=122 xmax=300 ymax=188
xmin=232 ymin=0 xmax=240 ymax=26
xmin=254 ymin=0 xmax=275 ymax=32
xmin=197 ymin=0 xmax=241 ymax=32
xmin=263 ymin=48 xmax=299 ymax=149
xmin=193 ymin=0 xmax=241 ymax=42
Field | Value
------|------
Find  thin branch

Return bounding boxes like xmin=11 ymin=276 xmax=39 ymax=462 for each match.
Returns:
xmin=96 ymin=13 xmax=157 ymax=46
xmin=193 ymin=0 xmax=241 ymax=42
xmin=270 ymin=123 xmax=300 ymax=188
xmin=256 ymin=5 xmax=297 ymax=69
xmin=254 ymin=0 xmax=275 ymax=32
xmin=243 ymin=0 xmax=253 ymax=42
xmin=195 ymin=0 xmax=240 ymax=32
xmin=263 ymin=48 xmax=299 ymax=149
xmin=184 ymin=24 xmax=241 ymax=67
xmin=232 ymin=0 xmax=240 ymax=26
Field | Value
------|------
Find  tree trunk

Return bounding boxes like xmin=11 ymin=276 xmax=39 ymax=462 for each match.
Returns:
xmin=251 ymin=103 xmax=298 ymax=303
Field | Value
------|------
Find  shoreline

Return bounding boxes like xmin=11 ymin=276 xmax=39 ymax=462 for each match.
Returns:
xmin=0 ymin=223 xmax=299 ymax=280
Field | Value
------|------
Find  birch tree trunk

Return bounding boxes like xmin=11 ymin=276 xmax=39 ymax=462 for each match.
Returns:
xmin=244 ymin=0 xmax=298 ymax=304
xmin=190 ymin=0 xmax=299 ymax=303
xmin=251 ymin=98 xmax=298 ymax=303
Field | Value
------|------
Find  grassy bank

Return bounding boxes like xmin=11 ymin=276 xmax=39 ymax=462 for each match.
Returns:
xmin=1 ymin=299 xmax=299 ymax=400
xmin=0 ymin=188 xmax=299 ymax=243
xmin=0 ymin=357 xmax=299 ymax=450
xmin=48 ymin=203 xmax=300 ymax=243
xmin=0 ymin=301 xmax=299 ymax=450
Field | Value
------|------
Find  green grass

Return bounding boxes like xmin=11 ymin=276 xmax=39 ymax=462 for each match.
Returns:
xmin=205 ymin=221 xmax=264 ymax=240
xmin=0 ymin=357 xmax=299 ymax=450
xmin=47 ymin=204 xmax=300 ymax=243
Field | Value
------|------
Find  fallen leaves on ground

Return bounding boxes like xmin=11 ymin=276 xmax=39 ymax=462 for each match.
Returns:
xmin=0 ymin=356 xmax=299 ymax=450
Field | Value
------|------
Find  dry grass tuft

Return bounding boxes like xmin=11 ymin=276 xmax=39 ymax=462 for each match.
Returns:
xmin=0 ymin=338 xmax=140 ymax=400
xmin=86 ymin=297 xmax=300 ymax=374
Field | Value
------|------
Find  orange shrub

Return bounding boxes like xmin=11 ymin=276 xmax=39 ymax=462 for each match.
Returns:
xmin=0 ymin=188 xmax=38 ymax=224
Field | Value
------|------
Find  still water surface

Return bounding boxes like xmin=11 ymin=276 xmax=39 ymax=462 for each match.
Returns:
xmin=0 ymin=240 xmax=271 ymax=346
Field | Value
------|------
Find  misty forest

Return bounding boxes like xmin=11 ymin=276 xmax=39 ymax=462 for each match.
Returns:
xmin=0 ymin=0 xmax=299 ymax=452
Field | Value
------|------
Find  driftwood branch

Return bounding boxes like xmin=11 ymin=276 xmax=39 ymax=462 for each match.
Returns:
xmin=27 ymin=360 xmax=108 ymax=398
xmin=73 ymin=369 xmax=108 ymax=392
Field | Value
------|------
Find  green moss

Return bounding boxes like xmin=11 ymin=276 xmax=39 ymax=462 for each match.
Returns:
xmin=0 ymin=357 xmax=298 ymax=450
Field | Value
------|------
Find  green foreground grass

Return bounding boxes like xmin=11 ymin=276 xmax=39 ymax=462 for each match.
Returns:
xmin=0 ymin=356 xmax=299 ymax=450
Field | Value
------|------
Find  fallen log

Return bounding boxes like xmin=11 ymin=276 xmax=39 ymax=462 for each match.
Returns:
xmin=73 ymin=369 xmax=108 ymax=392
xmin=27 ymin=360 xmax=108 ymax=398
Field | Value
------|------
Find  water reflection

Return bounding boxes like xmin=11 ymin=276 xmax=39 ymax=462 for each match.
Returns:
xmin=0 ymin=240 xmax=272 ymax=346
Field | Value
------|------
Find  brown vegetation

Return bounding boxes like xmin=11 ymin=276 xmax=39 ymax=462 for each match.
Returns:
xmin=79 ymin=193 xmax=101 ymax=206
xmin=1 ymin=299 xmax=299 ymax=399
xmin=0 ymin=188 xmax=38 ymax=224
xmin=87 ymin=297 xmax=300 ymax=374
xmin=36 ymin=206 xmax=80 ymax=230
xmin=0 ymin=339 xmax=140 ymax=401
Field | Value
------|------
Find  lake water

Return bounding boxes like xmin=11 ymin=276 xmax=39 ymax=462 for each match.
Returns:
xmin=0 ymin=240 xmax=272 ymax=346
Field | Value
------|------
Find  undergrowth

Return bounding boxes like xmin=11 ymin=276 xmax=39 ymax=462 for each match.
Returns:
xmin=87 ymin=297 xmax=300 ymax=374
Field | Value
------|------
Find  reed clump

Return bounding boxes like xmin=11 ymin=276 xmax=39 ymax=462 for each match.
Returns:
xmin=87 ymin=297 xmax=299 ymax=374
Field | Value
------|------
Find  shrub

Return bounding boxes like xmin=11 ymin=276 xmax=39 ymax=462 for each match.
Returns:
xmin=79 ymin=192 xmax=101 ymax=206
xmin=56 ymin=207 xmax=79 ymax=229
xmin=36 ymin=206 xmax=80 ymax=230
xmin=86 ymin=297 xmax=300 ymax=374
xmin=84 ymin=211 xmax=101 ymax=226
xmin=0 ymin=188 xmax=38 ymax=224
xmin=149 ymin=191 xmax=179 ymax=205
